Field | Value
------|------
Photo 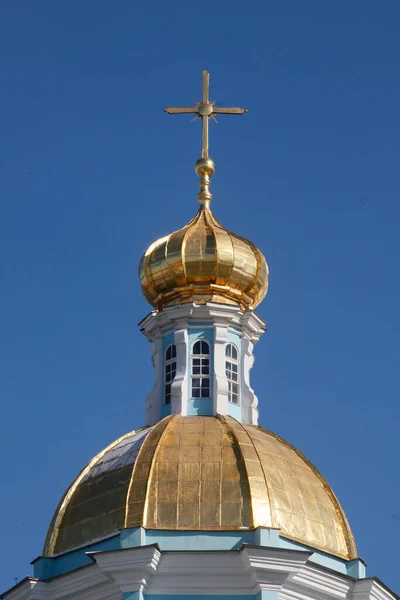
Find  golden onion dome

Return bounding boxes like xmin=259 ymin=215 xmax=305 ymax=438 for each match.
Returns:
xmin=139 ymin=158 xmax=268 ymax=311
xmin=43 ymin=415 xmax=357 ymax=560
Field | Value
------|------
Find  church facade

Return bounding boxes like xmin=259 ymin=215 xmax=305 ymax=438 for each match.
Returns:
xmin=2 ymin=72 xmax=396 ymax=600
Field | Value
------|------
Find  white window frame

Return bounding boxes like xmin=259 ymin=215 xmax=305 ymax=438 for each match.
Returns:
xmin=225 ymin=343 xmax=240 ymax=404
xmin=164 ymin=344 xmax=177 ymax=405
xmin=191 ymin=339 xmax=211 ymax=399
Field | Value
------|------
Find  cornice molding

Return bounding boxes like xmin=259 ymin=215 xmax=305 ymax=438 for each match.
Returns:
xmin=4 ymin=547 xmax=397 ymax=600
xmin=140 ymin=302 xmax=265 ymax=343
xmin=89 ymin=546 xmax=161 ymax=594
xmin=1 ymin=579 xmax=49 ymax=600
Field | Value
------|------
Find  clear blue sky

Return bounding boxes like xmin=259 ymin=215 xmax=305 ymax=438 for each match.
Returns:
xmin=0 ymin=0 xmax=399 ymax=594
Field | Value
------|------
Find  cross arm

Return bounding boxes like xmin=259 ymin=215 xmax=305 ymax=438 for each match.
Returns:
xmin=212 ymin=107 xmax=248 ymax=115
xmin=164 ymin=107 xmax=199 ymax=114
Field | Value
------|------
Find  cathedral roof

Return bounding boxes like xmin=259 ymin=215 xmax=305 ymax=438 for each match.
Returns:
xmin=43 ymin=415 xmax=356 ymax=561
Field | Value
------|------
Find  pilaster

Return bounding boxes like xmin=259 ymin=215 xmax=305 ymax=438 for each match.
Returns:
xmin=242 ymin=336 xmax=258 ymax=424
xmin=213 ymin=323 xmax=229 ymax=415
xmin=240 ymin=310 xmax=265 ymax=424
xmin=145 ymin=336 xmax=163 ymax=426
xmin=89 ymin=545 xmax=161 ymax=597
xmin=171 ymin=322 xmax=189 ymax=416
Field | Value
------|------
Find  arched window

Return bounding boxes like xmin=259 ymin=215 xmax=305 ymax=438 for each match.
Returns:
xmin=164 ymin=344 xmax=177 ymax=405
xmin=225 ymin=343 xmax=239 ymax=404
xmin=191 ymin=340 xmax=210 ymax=398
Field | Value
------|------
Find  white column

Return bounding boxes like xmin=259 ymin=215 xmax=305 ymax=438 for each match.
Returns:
xmin=213 ymin=324 xmax=229 ymax=416
xmin=145 ymin=336 xmax=163 ymax=426
xmin=171 ymin=321 xmax=189 ymax=416
xmin=241 ymin=336 xmax=259 ymax=425
xmin=91 ymin=546 xmax=161 ymax=599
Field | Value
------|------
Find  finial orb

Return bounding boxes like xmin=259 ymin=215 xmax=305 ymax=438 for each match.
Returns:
xmin=195 ymin=157 xmax=216 ymax=176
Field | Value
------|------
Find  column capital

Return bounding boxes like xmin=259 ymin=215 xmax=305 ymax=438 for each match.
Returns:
xmin=89 ymin=545 xmax=161 ymax=594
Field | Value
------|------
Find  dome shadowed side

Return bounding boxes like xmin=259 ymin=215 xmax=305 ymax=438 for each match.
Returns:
xmin=43 ymin=427 xmax=152 ymax=556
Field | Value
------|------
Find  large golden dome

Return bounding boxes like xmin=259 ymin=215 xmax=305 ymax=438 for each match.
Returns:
xmin=44 ymin=415 xmax=356 ymax=560
xmin=139 ymin=159 xmax=268 ymax=311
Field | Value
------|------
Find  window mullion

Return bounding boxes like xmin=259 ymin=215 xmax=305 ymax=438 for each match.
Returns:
xmin=191 ymin=342 xmax=210 ymax=399
xmin=225 ymin=343 xmax=240 ymax=405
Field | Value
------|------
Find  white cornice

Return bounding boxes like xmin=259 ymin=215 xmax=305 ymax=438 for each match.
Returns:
xmin=4 ymin=547 xmax=397 ymax=600
xmin=89 ymin=545 xmax=161 ymax=593
xmin=139 ymin=302 xmax=265 ymax=342
xmin=243 ymin=546 xmax=312 ymax=592
xmin=2 ymin=579 xmax=49 ymax=600
xmin=48 ymin=565 xmax=110 ymax=599
xmin=149 ymin=550 xmax=256 ymax=595
xmin=2 ymin=566 xmax=116 ymax=600
xmin=245 ymin=545 xmax=312 ymax=571
xmin=352 ymin=579 xmax=398 ymax=600
xmin=290 ymin=563 xmax=353 ymax=598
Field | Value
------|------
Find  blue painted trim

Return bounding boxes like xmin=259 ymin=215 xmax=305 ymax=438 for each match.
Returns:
xmin=34 ymin=527 xmax=367 ymax=582
xmin=121 ymin=527 xmax=146 ymax=548
xmin=228 ymin=401 xmax=241 ymax=419
xmin=140 ymin=528 xmax=256 ymax=551
xmin=123 ymin=593 xmax=143 ymax=600
xmin=229 ymin=326 xmax=242 ymax=334
xmin=188 ymin=328 xmax=214 ymax=345
xmin=256 ymin=528 xmax=280 ymax=547
xmin=160 ymin=403 xmax=172 ymax=418
xmin=121 ymin=528 xmax=365 ymax=580
xmin=226 ymin=331 xmax=241 ymax=347
xmin=347 ymin=559 xmax=367 ymax=579
xmin=187 ymin=398 xmax=213 ymax=415
xmin=162 ymin=333 xmax=175 ymax=352
xmin=33 ymin=535 xmax=120 ymax=580
xmin=257 ymin=593 xmax=279 ymax=600
xmin=162 ymin=326 xmax=175 ymax=335
xmin=278 ymin=535 xmax=365 ymax=577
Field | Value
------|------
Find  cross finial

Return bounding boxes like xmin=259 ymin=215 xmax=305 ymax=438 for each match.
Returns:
xmin=164 ymin=70 xmax=247 ymax=159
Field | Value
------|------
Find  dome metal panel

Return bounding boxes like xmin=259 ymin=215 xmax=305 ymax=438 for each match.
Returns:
xmin=44 ymin=416 xmax=356 ymax=560
xmin=139 ymin=207 xmax=269 ymax=311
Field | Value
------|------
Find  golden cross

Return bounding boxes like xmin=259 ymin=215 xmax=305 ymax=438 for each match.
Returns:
xmin=164 ymin=70 xmax=248 ymax=159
